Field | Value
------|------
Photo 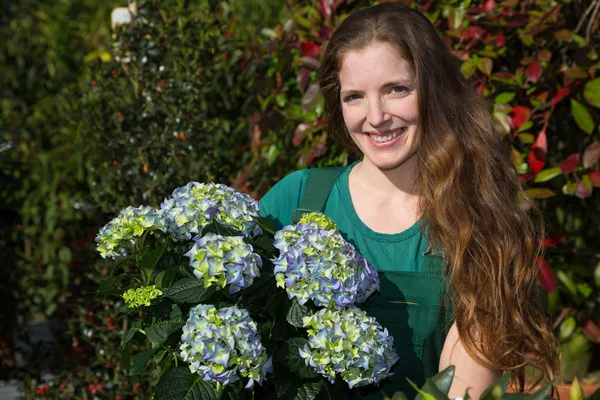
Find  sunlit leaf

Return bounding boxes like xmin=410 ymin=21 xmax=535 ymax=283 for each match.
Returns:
xmin=534 ymin=167 xmax=561 ymax=183
xmin=571 ymin=99 xmax=595 ymax=134
xmin=584 ymin=78 xmax=600 ymax=108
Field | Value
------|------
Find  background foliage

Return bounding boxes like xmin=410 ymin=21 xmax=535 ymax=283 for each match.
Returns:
xmin=1 ymin=0 xmax=599 ymax=396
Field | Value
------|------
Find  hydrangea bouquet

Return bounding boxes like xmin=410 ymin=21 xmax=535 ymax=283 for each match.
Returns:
xmin=95 ymin=181 xmax=399 ymax=399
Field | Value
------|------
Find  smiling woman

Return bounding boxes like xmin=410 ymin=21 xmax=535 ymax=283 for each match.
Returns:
xmin=260 ymin=2 xmax=558 ymax=399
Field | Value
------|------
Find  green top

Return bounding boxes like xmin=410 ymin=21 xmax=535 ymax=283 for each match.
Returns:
xmin=260 ymin=163 xmax=451 ymax=398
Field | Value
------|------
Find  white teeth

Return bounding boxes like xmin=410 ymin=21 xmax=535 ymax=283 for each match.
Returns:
xmin=370 ymin=128 xmax=404 ymax=143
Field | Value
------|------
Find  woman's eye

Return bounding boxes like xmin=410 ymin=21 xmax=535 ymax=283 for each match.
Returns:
xmin=343 ymin=94 xmax=362 ymax=102
xmin=391 ymin=86 xmax=408 ymax=94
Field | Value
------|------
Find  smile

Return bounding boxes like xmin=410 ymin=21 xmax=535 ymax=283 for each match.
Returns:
xmin=368 ymin=127 xmax=406 ymax=143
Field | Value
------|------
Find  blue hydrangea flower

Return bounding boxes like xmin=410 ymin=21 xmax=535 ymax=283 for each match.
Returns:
xmin=184 ymin=233 xmax=262 ymax=295
xmin=95 ymin=205 xmax=163 ymax=258
xmin=179 ymin=304 xmax=273 ymax=388
xmin=299 ymin=307 xmax=399 ymax=388
xmin=159 ymin=182 xmax=261 ymax=241
xmin=272 ymin=215 xmax=379 ymax=308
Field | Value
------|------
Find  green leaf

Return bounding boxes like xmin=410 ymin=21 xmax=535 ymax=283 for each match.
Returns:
xmin=154 ymin=367 xmax=218 ymax=400
xmin=277 ymin=337 xmax=319 ymax=379
xmin=557 ymin=270 xmax=578 ymax=297
xmin=392 ymin=392 xmax=409 ymax=400
xmin=121 ymin=341 xmax=132 ymax=373
xmin=139 ymin=242 xmax=167 ymax=277
xmin=164 ymin=278 xmax=216 ymax=303
xmin=534 ymin=167 xmax=562 ymax=183
xmin=407 ymin=378 xmax=436 ymax=400
xmin=525 ymin=384 xmax=552 ymax=400
xmin=293 ymin=381 xmax=324 ymax=400
xmin=428 ymin=365 xmax=455 ymax=395
xmin=571 ymin=99 xmax=595 ymax=134
xmin=559 ymin=316 xmax=577 ymax=341
xmin=123 ymin=327 xmax=144 ymax=347
xmin=97 ymin=275 xmax=127 ymax=296
xmin=584 ymin=78 xmax=600 ymax=108
xmin=201 ymin=220 xmax=242 ymax=237
xmin=117 ymin=302 xmax=140 ymax=315
xmin=480 ymin=373 xmax=511 ymax=400
xmin=155 ymin=266 xmax=180 ymax=289
xmin=145 ymin=320 xmax=185 ymax=346
xmin=494 ymin=92 xmax=516 ymax=105
xmin=524 ymin=188 xmax=556 ymax=200
xmin=130 ymin=348 xmax=156 ymax=375
xmin=286 ymin=301 xmax=310 ymax=328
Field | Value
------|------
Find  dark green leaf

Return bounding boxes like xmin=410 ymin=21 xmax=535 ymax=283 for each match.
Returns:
xmin=121 ymin=341 xmax=132 ymax=373
xmin=406 ymin=379 xmax=436 ymax=400
xmin=156 ymin=266 xmax=180 ymax=289
xmin=117 ymin=302 xmax=140 ymax=314
xmin=139 ymin=242 xmax=168 ymax=276
xmin=426 ymin=365 xmax=455 ymax=396
xmin=276 ymin=337 xmax=318 ymax=379
xmin=130 ymin=348 xmax=156 ymax=375
xmin=391 ymin=392 xmax=409 ymax=400
xmin=525 ymin=384 xmax=552 ymax=400
xmin=257 ymin=216 xmax=277 ymax=235
xmin=145 ymin=320 xmax=185 ymax=346
xmin=154 ymin=367 xmax=218 ymax=400
xmin=164 ymin=278 xmax=216 ymax=303
xmin=584 ymin=78 xmax=600 ymax=108
xmin=417 ymin=378 xmax=449 ymax=400
xmin=286 ymin=300 xmax=310 ymax=328
xmin=480 ymin=373 xmax=511 ymax=400
xmin=201 ymin=220 xmax=243 ymax=237
xmin=97 ymin=275 xmax=127 ymax=296
xmin=123 ymin=327 xmax=144 ymax=347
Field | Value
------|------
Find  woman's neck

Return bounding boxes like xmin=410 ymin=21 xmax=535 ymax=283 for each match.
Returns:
xmin=351 ymin=155 xmax=420 ymax=199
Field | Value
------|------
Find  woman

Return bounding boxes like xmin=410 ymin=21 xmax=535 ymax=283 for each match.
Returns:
xmin=260 ymin=3 xmax=558 ymax=398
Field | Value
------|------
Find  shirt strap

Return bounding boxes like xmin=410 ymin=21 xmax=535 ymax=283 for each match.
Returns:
xmin=291 ymin=166 xmax=346 ymax=224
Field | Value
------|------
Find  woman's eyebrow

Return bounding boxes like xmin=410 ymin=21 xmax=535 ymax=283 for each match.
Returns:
xmin=340 ymin=79 xmax=414 ymax=96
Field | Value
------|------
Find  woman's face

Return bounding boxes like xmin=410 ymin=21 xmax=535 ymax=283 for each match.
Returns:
xmin=339 ymin=42 xmax=419 ymax=171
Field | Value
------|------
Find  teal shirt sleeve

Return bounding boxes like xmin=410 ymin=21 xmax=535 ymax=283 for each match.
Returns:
xmin=259 ymin=169 xmax=309 ymax=230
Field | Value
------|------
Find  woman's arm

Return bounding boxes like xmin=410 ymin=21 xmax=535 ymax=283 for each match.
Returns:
xmin=439 ymin=323 xmax=501 ymax=399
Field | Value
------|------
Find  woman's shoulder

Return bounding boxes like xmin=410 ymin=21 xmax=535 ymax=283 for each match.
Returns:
xmin=259 ymin=169 xmax=310 ymax=229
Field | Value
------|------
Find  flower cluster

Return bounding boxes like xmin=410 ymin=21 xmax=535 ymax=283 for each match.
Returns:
xmin=299 ymin=307 xmax=399 ymax=388
xmin=122 ymin=285 xmax=163 ymax=308
xmin=179 ymin=305 xmax=272 ymax=388
xmin=159 ymin=182 xmax=261 ymax=241
xmin=272 ymin=214 xmax=379 ymax=308
xmin=298 ymin=212 xmax=337 ymax=230
xmin=95 ymin=206 xmax=163 ymax=258
xmin=184 ymin=233 xmax=262 ymax=294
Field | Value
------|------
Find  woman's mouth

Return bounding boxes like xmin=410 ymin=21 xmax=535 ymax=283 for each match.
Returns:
xmin=368 ymin=127 xmax=406 ymax=143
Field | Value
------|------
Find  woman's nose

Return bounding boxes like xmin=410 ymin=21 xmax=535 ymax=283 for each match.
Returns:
xmin=366 ymin=98 xmax=390 ymax=128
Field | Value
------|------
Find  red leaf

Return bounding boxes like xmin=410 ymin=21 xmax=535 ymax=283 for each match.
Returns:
xmin=539 ymin=234 xmax=567 ymax=247
xmin=512 ymin=105 xmax=531 ymax=128
xmin=583 ymin=142 xmax=600 ymax=169
xmin=527 ymin=125 xmax=547 ymax=175
xmin=559 ymin=153 xmax=580 ymax=173
xmin=495 ymin=33 xmax=506 ymax=47
xmin=484 ymin=0 xmax=496 ymax=13
xmin=300 ymin=42 xmax=321 ymax=58
xmin=536 ymin=258 xmax=556 ymax=292
xmin=551 ymin=86 xmax=571 ymax=106
xmin=293 ymin=123 xmax=311 ymax=147
xmin=590 ymin=171 xmax=600 ymax=187
xmin=582 ymin=318 xmax=600 ymax=344
xmin=319 ymin=0 xmax=332 ymax=18
xmin=576 ymin=178 xmax=593 ymax=199
xmin=465 ymin=26 xmax=486 ymax=40
xmin=297 ymin=67 xmax=311 ymax=93
xmin=526 ymin=61 xmax=543 ymax=83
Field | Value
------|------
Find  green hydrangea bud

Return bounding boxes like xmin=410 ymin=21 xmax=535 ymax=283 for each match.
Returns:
xmin=299 ymin=212 xmax=337 ymax=230
xmin=122 ymin=285 xmax=163 ymax=308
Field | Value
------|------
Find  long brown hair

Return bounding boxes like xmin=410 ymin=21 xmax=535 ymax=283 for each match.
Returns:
xmin=319 ymin=3 xmax=558 ymax=387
